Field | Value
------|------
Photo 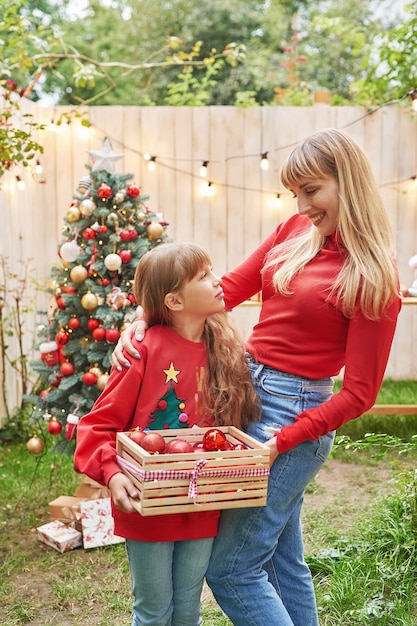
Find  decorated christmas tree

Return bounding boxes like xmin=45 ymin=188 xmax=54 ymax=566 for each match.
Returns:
xmin=26 ymin=139 xmax=170 ymax=452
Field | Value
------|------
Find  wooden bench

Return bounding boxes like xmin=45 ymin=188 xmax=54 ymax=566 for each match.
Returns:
xmin=366 ymin=405 xmax=417 ymax=415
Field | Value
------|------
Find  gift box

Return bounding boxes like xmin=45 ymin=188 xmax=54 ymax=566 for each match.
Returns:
xmin=80 ymin=498 xmax=125 ymax=549
xmin=116 ymin=426 xmax=270 ymax=517
xmin=48 ymin=495 xmax=85 ymax=533
xmin=37 ymin=520 xmax=82 ymax=553
xmin=73 ymin=476 xmax=110 ymax=500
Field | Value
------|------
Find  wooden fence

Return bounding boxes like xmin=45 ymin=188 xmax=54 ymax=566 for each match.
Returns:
xmin=1 ymin=100 xmax=417 ymax=418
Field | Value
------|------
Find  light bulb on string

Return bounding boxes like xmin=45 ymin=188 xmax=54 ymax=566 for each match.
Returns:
xmin=260 ymin=152 xmax=269 ymax=171
xmin=408 ymin=90 xmax=417 ymax=112
xmin=199 ymin=161 xmax=209 ymax=177
xmin=16 ymin=176 xmax=25 ymax=191
xmin=201 ymin=180 xmax=215 ymax=197
xmin=147 ymin=156 xmax=156 ymax=172
xmin=274 ymin=193 xmax=282 ymax=209
xmin=35 ymin=160 xmax=43 ymax=174
xmin=411 ymin=175 xmax=417 ymax=188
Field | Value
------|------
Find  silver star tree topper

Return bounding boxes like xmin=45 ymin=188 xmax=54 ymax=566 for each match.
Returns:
xmin=88 ymin=137 xmax=124 ymax=174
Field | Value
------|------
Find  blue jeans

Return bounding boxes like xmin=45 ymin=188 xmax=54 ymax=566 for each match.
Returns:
xmin=206 ymin=359 xmax=335 ymax=626
xmin=126 ymin=537 xmax=214 ymax=626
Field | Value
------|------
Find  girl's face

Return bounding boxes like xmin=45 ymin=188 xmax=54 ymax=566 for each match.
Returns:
xmin=179 ymin=264 xmax=224 ymax=318
xmin=290 ymin=175 xmax=339 ymax=236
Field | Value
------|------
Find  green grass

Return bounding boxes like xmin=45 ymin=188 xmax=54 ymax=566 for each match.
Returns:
xmin=0 ymin=378 xmax=416 ymax=625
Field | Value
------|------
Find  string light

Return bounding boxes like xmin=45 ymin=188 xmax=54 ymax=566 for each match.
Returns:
xmin=199 ymin=160 xmax=209 ymax=177
xmin=147 ymin=156 xmax=156 ymax=172
xmin=408 ymin=90 xmax=417 ymax=112
xmin=202 ymin=181 xmax=215 ymax=197
xmin=35 ymin=160 xmax=43 ymax=175
xmin=16 ymin=176 xmax=26 ymax=191
xmin=274 ymin=193 xmax=283 ymax=209
xmin=260 ymin=152 xmax=269 ymax=171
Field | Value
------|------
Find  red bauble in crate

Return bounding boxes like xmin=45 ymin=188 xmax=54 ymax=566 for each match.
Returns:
xmin=165 ymin=438 xmax=194 ymax=454
xmin=203 ymin=428 xmax=227 ymax=451
xmin=140 ymin=432 xmax=166 ymax=454
xmin=129 ymin=428 xmax=146 ymax=446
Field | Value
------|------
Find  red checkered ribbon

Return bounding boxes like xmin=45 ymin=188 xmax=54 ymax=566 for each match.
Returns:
xmin=117 ymin=455 xmax=269 ymax=500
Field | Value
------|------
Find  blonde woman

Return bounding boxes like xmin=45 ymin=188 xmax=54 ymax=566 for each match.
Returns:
xmin=112 ymin=129 xmax=401 ymax=625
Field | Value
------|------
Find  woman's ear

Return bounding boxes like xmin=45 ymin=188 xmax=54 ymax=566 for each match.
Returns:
xmin=164 ymin=292 xmax=184 ymax=311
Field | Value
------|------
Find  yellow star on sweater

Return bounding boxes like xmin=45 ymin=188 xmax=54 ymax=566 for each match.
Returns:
xmin=163 ymin=362 xmax=181 ymax=383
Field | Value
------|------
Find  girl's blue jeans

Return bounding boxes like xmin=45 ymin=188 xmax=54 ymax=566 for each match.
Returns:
xmin=206 ymin=358 xmax=335 ymax=626
xmin=126 ymin=537 xmax=214 ymax=626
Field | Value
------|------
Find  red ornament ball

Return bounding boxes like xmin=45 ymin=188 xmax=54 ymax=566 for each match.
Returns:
xmin=98 ymin=183 xmax=112 ymax=199
xmin=48 ymin=418 xmax=63 ymax=435
xmin=87 ymin=318 xmax=100 ymax=330
xmin=106 ymin=327 xmax=121 ymax=343
xmin=101 ymin=278 xmax=110 ymax=287
xmin=126 ymin=184 xmax=140 ymax=198
xmin=55 ymin=330 xmax=69 ymax=345
xmin=56 ymin=296 xmax=66 ymax=310
xmin=92 ymin=327 xmax=106 ymax=341
xmin=82 ymin=227 xmax=96 ymax=240
xmin=82 ymin=372 xmax=98 ymax=386
xmin=202 ymin=428 xmax=227 ymax=451
xmin=119 ymin=250 xmax=132 ymax=264
xmin=68 ymin=317 xmax=80 ymax=330
xmin=60 ymin=362 xmax=75 ymax=376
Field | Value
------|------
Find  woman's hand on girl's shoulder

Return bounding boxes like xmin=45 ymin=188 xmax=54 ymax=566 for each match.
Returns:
xmin=111 ymin=320 xmax=147 ymax=369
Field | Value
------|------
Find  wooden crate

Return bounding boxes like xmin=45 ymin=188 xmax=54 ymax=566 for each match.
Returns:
xmin=116 ymin=427 xmax=270 ymax=516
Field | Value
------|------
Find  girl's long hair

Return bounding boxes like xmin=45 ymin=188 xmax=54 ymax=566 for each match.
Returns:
xmin=134 ymin=242 xmax=260 ymax=429
xmin=267 ymin=128 xmax=399 ymax=319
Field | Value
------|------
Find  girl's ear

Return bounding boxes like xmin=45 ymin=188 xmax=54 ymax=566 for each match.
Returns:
xmin=164 ymin=292 xmax=184 ymax=311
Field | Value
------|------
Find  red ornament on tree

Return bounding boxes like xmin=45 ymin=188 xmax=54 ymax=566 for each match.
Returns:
xmin=119 ymin=250 xmax=132 ymax=264
xmin=106 ymin=327 xmax=120 ymax=343
xmin=97 ymin=183 xmax=112 ymax=199
xmin=101 ymin=278 xmax=110 ymax=287
xmin=55 ymin=330 xmax=69 ymax=345
xmin=60 ymin=361 xmax=75 ymax=376
xmin=68 ymin=316 xmax=81 ymax=330
xmin=83 ymin=227 xmax=96 ymax=240
xmin=92 ymin=326 xmax=106 ymax=341
xmin=126 ymin=184 xmax=140 ymax=198
xmin=56 ymin=296 xmax=66 ymax=310
xmin=87 ymin=318 xmax=100 ymax=331
xmin=48 ymin=417 xmax=63 ymax=435
xmin=82 ymin=371 xmax=98 ymax=386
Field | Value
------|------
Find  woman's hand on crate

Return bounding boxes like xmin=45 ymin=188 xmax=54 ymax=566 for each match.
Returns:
xmin=108 ymin=472 xmax=139 ymax=513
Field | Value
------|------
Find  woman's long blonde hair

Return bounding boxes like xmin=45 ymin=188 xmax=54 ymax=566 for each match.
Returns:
xmin=134 ymin=242 xmax=259 ymax=429
xmin=266 ymin=128 xmax=398 ymax=319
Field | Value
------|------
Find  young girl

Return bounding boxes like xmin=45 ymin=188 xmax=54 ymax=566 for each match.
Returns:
xmin=112 ymin=129 xmax=401 ymax=625
xmin=74 ymin=242 xmax=259 ymax=626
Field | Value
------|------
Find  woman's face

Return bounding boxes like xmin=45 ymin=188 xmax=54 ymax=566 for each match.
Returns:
xmin=289 ymin=174 xmax=339 ymax=236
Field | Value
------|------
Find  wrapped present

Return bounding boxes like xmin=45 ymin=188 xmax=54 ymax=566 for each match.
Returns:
xmin=80 ymin=498 xmax=124 ymax=549
xmin=73 ymin=476 xmax=110 ymax=500
xmin=48 ymin=495 xmax=85 ymax=533
xmin=37 ymin=520 xmax=82 ymax=553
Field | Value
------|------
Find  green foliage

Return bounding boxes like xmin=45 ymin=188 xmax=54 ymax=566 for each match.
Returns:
xmin=311 ymin=470 xmax=417 ymax=624
xmin=351 ymin=3 xmax=417 ymax=105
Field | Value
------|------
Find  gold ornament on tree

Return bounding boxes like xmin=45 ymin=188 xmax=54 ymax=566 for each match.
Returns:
xmin=81 ymin=292 xmax=98 ymax=311
xmin=147 ymin=222 xmax=164 ymax=240
xmin=27 ymin=436 xmax=45 ymax=455
xmin=70 ymin=265 xmax=88 ymax=283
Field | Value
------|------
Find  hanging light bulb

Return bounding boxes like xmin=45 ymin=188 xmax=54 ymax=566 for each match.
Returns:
xmin=274 ymin=193 xmax=282 ymax=209
xmin=199 ymin=160 xmax=209 ymax=177
xmin=147 ymin=156 xmax=156 ymax=172
xmin=16 ymin=176 xmax=26 ymax=191
xmin=202 ymin=181 xmax=215 ymax=197
xmin=35 ymin=160 xmax=43 ymax=174
xmin=409 ymin=90 xmax=417 ymax=112
xmin=260 ymin=152 xmax=269 ymax=171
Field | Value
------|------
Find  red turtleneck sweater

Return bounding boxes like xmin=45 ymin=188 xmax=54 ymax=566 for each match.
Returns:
xmin=222 ymin=214 xmax=401 ymax=453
